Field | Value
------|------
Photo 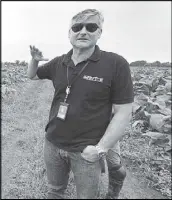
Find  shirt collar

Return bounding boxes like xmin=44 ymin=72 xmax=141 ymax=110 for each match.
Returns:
xmin=62 ymin=45 xmax=101 ymax=66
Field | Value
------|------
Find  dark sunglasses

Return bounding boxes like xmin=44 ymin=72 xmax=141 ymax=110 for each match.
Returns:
xmin=71 ymin=23 xmax=99 ymax=33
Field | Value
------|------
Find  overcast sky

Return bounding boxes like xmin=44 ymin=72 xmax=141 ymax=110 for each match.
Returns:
xmin=2 ymin=1 xmax=171 ymax=63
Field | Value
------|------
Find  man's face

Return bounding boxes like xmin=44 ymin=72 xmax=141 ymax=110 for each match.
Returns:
xmin=68 ymin=15 xmax=102 ymax=49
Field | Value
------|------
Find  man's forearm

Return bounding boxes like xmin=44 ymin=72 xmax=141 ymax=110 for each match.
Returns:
xmin=27 ymin=58 xmax=39 ymax=79
xmin=97 ymin=109 xmax=132 ymax=151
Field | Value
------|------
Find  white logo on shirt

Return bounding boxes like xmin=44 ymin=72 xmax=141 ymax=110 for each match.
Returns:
xmin=83 ymin=75 xmax=104 ymax=83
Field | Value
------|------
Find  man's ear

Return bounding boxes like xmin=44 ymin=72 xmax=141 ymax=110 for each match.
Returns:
xmin=97 ymin=28 xmax=102 ymax=39
xmin=68 ymin=29 xmax=71 ymax=38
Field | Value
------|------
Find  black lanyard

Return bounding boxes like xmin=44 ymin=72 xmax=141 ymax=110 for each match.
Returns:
xmin=64 ymin=61 xmax=89 ymax=102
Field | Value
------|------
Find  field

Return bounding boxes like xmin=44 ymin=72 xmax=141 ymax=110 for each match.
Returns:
xmin=1 ymin=63 xmax=171 ymax=199
xmin=123 ymin=66 xmax=171 ymax=197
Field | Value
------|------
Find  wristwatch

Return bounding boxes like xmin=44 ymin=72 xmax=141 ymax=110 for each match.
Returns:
xmin=95 ymin=145 xmax=107 ymax=158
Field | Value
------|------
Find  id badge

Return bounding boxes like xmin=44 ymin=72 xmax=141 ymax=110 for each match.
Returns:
xmin=57 ymin=102 xmax=69 ymax=120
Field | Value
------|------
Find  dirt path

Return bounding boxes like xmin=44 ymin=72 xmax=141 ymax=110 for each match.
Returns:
xmin=2 ymin=79 xmax=168 ymax=199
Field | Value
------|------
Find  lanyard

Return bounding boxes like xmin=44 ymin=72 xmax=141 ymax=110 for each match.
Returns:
xmin=64 ymin=61 xmax=89 ymax=102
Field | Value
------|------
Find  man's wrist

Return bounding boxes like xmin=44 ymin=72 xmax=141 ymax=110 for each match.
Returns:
xmin=95 ymin=145 xmax=108 ymax=157
xmin=31 ymin=58 xmax=39 ymax=63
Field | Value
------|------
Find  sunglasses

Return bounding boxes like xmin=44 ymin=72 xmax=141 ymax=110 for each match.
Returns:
xmin=71 ymin=23 xmax=99 ymax=33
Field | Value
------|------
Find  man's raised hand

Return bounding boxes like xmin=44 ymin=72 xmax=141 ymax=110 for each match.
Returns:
xmin=30 ymin=45 xmax=49 ymax=62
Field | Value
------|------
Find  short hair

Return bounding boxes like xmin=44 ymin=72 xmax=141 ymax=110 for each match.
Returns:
xmin=70 ymin=9 xmax=104 ymax=28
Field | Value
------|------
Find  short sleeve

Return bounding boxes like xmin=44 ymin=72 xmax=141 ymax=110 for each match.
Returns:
xmin=111 ymin=57 xmax=134 ymax=104
xmin=36 ymin=57 xmax=59 ymax=80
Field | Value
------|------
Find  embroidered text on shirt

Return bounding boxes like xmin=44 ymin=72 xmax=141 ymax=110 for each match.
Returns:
xmin=83 ymin=75 xmax=104 ymax=83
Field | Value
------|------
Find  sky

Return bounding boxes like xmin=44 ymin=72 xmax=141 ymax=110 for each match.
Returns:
xmin=2 ymin=1 xmax=171 ymax=63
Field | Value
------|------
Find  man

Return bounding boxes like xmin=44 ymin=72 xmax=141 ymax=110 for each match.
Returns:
xmin=28 ymin=9 xmax=134 ymax=199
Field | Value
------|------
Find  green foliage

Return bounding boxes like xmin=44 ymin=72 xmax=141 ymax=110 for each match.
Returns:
xmin=127 ymin=66 xmax=171 ymax=198
xmin=20 ymin=61 xmax=28 ymax=66
xmin=152 ymin=61 xmax=161 ymax=67
xmin=15 ymin=60 xmax=20 ymax=65
xmin=130 ymin=60 xmax=147 ymax=66
xmin=130 ymin=61 xmax=171 ymax=67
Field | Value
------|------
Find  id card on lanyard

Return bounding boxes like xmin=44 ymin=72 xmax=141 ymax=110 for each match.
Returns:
xmin=57 ymin=61 xmax=89 ymax=121
xmin=57 ymin=102 xmax=69 ymax=120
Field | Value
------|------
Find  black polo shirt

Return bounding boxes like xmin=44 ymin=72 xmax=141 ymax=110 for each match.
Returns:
xmin=37 ymin=45 xmax=134 ymax=152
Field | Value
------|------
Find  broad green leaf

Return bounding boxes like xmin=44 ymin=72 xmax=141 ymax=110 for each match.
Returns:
xmin=139 ymin=76 xmax=155 ymax=87
xmin=143 ymin=131 xmax=169 ymax=139
xmin=164 ymin=82 xmax=171 ymax=92
xmin=132 ymin=102 xmax=141 ymax=113
xmin=149 ymin=114 xmax=171 ymax=133
xmin=156 ymin=94 xmax=171 ymax=102
xmin=157 ymin=108 xmax=171 ymax=116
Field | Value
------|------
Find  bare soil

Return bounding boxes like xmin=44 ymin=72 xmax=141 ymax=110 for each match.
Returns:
xmin=2 ymin=79 xmax=168 ymax=199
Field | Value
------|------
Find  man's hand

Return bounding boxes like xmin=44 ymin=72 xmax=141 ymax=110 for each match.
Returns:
xmin=81 ymin=145 xmax=99 ymax=162
xmin=30 ymin=45 xmax=49 ymax=62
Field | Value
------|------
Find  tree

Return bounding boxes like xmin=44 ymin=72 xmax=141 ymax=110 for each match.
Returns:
xmin=15 ymin=60 xmax=20 ymax=65
xmin=130 ymin=60 xmax=147 ymax=67
xmin=20 ymin=61 xmax=28 ymax=66
xmin=152 ymin=61 xmax=161 ymax=67
xmin=161 ymin=62 xmax=171 ymax=67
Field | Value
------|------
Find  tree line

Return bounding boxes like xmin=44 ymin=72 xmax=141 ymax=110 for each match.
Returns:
xmin=130 ymin=60 xmax=171 ymax=67
xmin=2 ymin=60 xmax=171 ymax=68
